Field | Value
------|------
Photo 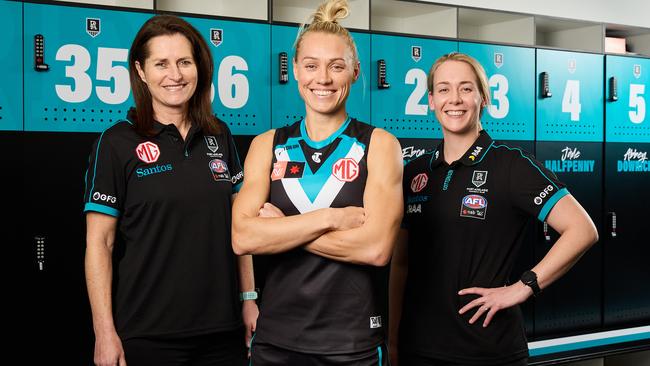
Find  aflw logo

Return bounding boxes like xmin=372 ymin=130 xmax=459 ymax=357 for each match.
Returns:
xmin=332 ymin=158 xmax=359 ymax=182
xmin=136 ymin=142 xmax=160 ymax=164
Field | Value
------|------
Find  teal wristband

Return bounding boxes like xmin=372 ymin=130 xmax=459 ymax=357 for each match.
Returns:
xmin=240 ymin=291 xmax=258 ymax=301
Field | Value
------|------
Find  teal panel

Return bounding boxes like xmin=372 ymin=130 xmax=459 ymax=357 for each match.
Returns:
xmin=371 ymin=34 xmax=457 ymax=138
xmin=605 ymin=55 xmax=650 ymax=143
xmin=459 ymin=42 xmax=535 ymax=141
xmin=0 ymin=1 xmax=23 ymax=131
xmin=23 ymin=3 xmax=152 ymax=132
xmin=536 ymin=49 xmax=604 ymax=142
xmin=271 ymin=25 xmax=370 ymax=129
xmin=184 ymin=17 xmax=270 ymax=135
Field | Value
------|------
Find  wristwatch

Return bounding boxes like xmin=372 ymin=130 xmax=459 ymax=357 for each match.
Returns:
xmin=520 ymin=270 xmax=541 ymax=296
xmin=240 ymin=290 xmax=258 ymax=301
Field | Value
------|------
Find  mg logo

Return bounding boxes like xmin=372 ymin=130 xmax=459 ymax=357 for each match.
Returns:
xmin=136 ymin=142 xmax=160 ymax=164
xmin=411 ymin=173 xmax=428 ymax=193
xmin=332 ymin=158 xmax=359 ymax=182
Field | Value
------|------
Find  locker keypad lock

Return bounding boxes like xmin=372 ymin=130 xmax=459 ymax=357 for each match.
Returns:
xmin=609 ymin=77 xmax=618 ymax=102
xmin=377 ymin=59 xmax=390 ymax=89
xmin=609 ymin=212 xmax=617 ymax=238
xmin=35 ymin=236 xmax=46 ymax=271
xmin=543 ymin=221 xmax=551 ymax=242
xmin=541 ymin=72 xmax=551 ymax=98
xmin=279 ymin=52 xmax=289 ymax=84
xmin=34 ymin=34 xmax=49 ymax=72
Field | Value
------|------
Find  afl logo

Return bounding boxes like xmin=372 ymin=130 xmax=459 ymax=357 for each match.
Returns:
xmin=411 ymin=173 xmax=428 ymax=193
xmin=209 ymin=159 xmax=228 ymax=173
xmin=135 ymin=142 xmax=160 ymax=164
xmin=332 ymin=158 xmax=359 ymax=182
xmin=463 ymin=195 xmax=487 ymax=209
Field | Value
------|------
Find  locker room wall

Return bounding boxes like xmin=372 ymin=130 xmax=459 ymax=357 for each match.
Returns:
xmin=6 ymin=0 xmax=650 ymax=364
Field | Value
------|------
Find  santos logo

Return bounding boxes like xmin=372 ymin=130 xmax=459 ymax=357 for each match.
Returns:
xmin=534 ymin=185 xmax=554 ymax=205
xmin=92 ymin=191 xmax=116 ymax=204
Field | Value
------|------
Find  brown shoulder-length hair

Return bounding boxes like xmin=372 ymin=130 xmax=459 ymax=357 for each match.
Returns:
xmin=127 ymin=14 xmax=222 ymax=136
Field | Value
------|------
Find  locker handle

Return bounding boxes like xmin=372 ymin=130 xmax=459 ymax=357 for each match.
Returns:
xmin=609 ymin=77 xmax=618 ymax=102
xmin=34 ymin=34 xmax=50 ymax=72
xmin=378 ymin=59 xmax=390 ymax=89
xmin=35 ymin=236 xmax=46 ymax=271
xmin=279 ymin=52 xmax=289 ymax=84
xmin=543 ymin=221 xmax=551 ymax=242
xmin=540 ymin=72 xmax=551 ymax=98
xmin=609 ymin=212 xmax=617 ymax=238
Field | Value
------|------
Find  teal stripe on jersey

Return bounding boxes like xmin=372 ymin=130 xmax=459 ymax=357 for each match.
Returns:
xmin=538 ymin=187 xmax=569 ymax=221
xmin=84 ymin=202 xmax=120 ymax=217
xmin=300 ymin=116 xmax=351 ymax=149
xmin=377 ymin=345 xmax=383 ymax=366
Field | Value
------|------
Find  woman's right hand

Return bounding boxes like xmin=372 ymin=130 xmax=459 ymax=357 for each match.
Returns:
xmin=330 ymin=206 xmax=366 ymax=231
xmin=94 ymin=331 xmax=126 ymax=366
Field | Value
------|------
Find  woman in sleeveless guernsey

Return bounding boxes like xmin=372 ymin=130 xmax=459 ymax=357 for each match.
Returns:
xmin=232 ymin=1 xmax=403 ymax=365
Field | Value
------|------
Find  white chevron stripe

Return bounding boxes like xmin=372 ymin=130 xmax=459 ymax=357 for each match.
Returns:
xmin=277 ymin=142 xmax=365 ymax=213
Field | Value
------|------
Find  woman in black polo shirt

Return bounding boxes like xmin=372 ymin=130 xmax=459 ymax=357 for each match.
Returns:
xmin=389 ymin=52 xmax=598 ymax=366
xmin=84 ymin=15 xmax=257 ymax=365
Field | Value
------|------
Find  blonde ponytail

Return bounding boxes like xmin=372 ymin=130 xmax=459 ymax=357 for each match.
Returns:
xmin=294 ymin=0 xmax=358 ymax=64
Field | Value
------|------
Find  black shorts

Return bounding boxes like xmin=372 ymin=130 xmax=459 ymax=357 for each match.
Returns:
xmin=123 ymin=329 xmax=246 ymax=366
xmin=250 ymin=339 xmax=389 ymax=366
xmin=399 ymin=351 xmax=527 ymax=366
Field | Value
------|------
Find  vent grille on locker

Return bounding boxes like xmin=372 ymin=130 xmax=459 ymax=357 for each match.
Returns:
xmin=381 ymin=117 xmax=441 ymax=134
xmin=41 ymin=106 xmax=124 ymax=126
xmin=217 ymin=112 xmax=258 ymax=130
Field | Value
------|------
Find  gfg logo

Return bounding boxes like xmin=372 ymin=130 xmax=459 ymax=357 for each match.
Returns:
xmin=534 ymin=185 xmax=554 ymax=205
xmin=92 ymin=191 xmax=116 ymax=204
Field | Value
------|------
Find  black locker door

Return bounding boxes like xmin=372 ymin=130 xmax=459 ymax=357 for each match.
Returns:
xmin=603 ymin=142 xmax=650 ymax=327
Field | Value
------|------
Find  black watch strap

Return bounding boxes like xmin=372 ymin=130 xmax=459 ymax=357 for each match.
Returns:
xmin=521 ymin=270 xmax=541 ymax=296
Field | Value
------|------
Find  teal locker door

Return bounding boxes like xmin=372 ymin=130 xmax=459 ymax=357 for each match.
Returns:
xmin=604 ymin=55 xmax=650 ymax=327
xmin=605 ymin=55 xmax=650 ymax=142
xmin=535 ymin=49 xmax=604 ymax=339
xmin=536 ymin=49 xmax=604 ymax=142
xmin=458 ymin=42 xmax=534 ymax=141
xmin=0 ymin=1 xmax=22 ymax=131
xmin=23 ymin=3 xmax=152 ymax=132
xmin=271 ymin=25 xmax=370 ymax=128
xmin=371 ymin=34 xmax=456 ymax=138
xmin=184 ymin=17 xmax=270 ymax=135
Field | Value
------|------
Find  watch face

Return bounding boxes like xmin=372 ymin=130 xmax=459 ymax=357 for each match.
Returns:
xmin=521 ymin=271 xmax=537 ymax=284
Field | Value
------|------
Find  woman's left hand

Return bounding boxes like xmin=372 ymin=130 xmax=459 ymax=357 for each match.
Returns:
xmin=458 ymin=281 xmax=533 ymax=327
xmin=242 ymin=300 xmax=259 ymax=357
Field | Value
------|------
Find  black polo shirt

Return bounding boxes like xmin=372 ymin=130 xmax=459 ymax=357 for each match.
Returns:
xmin=400 ymin=131 xmax=568 ymax=365
xmin=83 ymin=118 xmax=244 ymax=340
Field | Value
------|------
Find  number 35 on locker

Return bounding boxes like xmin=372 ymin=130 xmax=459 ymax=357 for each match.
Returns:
xmin=24 ymin=3 xmax=270 ymax=135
